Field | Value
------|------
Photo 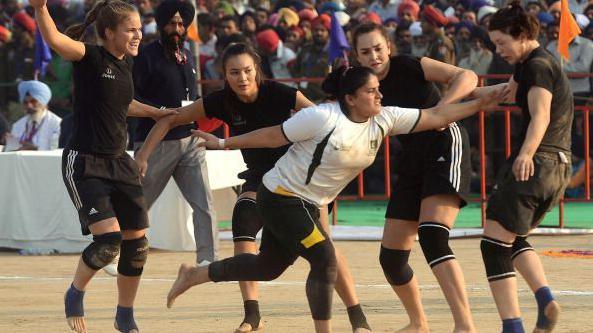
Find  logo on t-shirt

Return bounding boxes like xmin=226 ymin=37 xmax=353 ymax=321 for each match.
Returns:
xmin=101 ymin=67 xmax=116 ymax=80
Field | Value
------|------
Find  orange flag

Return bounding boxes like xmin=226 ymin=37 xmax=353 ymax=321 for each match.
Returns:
xmin=557 ymin=0 xmax=581 ymax=60
xmin=187 ymin=18 xmax=200 ymax=43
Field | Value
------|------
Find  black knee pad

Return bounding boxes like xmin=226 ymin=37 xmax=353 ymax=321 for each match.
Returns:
xmin=418 ymin=222 xmax=455 ymax=268
xmin=118 ymin=236 xmax=149 ymax=277
xmin=379 ymin=246 xmax=413 ymax=286
xmin=82 ymin=232 xmax=122 ymax=270
xmin=511 ymin=236 xmax=534 ymax=260
xmin=480 ymin=237 xmax=515 ymax=282
xmin=232 ymin=198 xmax=263 ymax=242
xmin=302 ymin=240 xmax=337 ymax=321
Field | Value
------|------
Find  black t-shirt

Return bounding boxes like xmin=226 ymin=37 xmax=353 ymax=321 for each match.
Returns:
xmin=133 ymin=41 xmax=197 ymax=142
xmin=203 ymin=80 xmax=297 ymax=177
xmin=379 ymin=56 xmax=441 ymax=145
xmin=513 ymin=47 xmax=573 ymax=154
xmin=69 ymin=44 xmax=133 ymax=156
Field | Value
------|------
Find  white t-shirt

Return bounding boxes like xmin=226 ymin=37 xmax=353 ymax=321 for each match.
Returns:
xmin=10 ymin=110 xmax=62 ymax=150
xmin=263 ymin=102 xmax=420 ymax=206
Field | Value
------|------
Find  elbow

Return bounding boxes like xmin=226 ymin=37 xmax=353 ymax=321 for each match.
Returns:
xmin=461 ymin=69 xmax=479 ymax=89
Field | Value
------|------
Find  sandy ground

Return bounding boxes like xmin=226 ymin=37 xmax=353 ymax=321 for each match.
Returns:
xmin=1 ymin=235 xmax=592 ymax=333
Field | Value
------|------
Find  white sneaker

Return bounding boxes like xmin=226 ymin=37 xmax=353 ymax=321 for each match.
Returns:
xmin=197 ymin=260 xmax=211 ymax=267
xmin=102 ymin=255 xmax=119 ymax=276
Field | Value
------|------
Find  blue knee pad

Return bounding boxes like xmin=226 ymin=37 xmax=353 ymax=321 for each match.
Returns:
xmin=379 ymin=246 xmax=413 ymax=286
xmin=418 ymin=222 xmax=455 ymax=268
xmin=481 ymin=237 xmax=515 ymax=282
xmin=232 ymin=198 xmax=263 ymax=242
xmin=82 ymin=232 xmax=122 ymax=270
xmin=118 ymin=236 xmax=149 ymax=277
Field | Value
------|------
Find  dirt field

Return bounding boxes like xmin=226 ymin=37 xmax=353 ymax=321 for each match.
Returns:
xmin=1 ymin=235 xmax=592 ymax=333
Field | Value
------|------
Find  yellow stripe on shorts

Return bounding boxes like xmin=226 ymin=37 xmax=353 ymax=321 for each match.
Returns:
xmin=300 ymin=223 xmax=326 ymax=249
xmin=274 ymin=185 xmax=296 ymax=197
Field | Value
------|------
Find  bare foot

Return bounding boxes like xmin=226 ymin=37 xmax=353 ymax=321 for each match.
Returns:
xmin=167 ymin=263 xmax=210 ymax=308
xmin=67 ymin=317 xmax=87 ymax=333
xmin=234 ymin=322 xmax=264 ymax=332
xmin=533 ymin=300 xmax=561 ymax=333
xmin=395 ymin=323 xmax=429 ymax=333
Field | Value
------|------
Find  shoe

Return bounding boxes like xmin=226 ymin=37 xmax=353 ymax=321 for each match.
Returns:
xmin=103 ymin=254 xmax=119 ymax=277
xmin=197 ymin=260 xmax=211 ymax=267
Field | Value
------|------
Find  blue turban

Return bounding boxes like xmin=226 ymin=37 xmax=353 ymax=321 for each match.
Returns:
xmin=537 ymin=12 xmax=555 ymax=25
xmin=18 ymin=80 xmax=52 ymax=106
xmin=320 ymin=1 xmax=340 ymax=14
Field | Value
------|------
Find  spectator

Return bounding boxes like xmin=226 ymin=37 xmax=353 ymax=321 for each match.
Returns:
xmin=421 ymin=5 xmax=456 ymax=66
xmin=410 ymin=21 xmax=427 ymax=57
xmin=368 ymin=0 xmax=400 ymax=22
xmin=10 ymin=80 xmax=61 ymax=151
xmin=477 ymin=5 xmax=497 ymax=27
xmin=219 ymin=14 xmax=240 ymax=37
xmin=277 ymin=7 xmax=299 ymax=29
xmin=198 ymin=13 xmax=218 ymax=58
xmin=548 ymin=0 xmax=561 ymax=22
xmin=584 ymin=3 xmax=593 ymax=22
xmin=455 ymin=20 xmax=475 ymax=60
xmin=395 ymin=22 xmax=412 ymax=55
xmin=240 ymin=10 xmax=258 ymax=43
xmin=256 ymin=28 xmax=296 ymax=82
xmin=397 ymin=0 xmax=419 ymax=25
xmin=462 ymin=10 xmax=477 ymax=25
xmin=458 ymin=26 xmax=492 ymax=75
xmin=134 ymin=0 xmax=219 ymax=266
xmin=289 ymin=13 xmax=330 ymax=101
xmin=285 ymin=25 xmax=305 ymax=52
xmin=255 ymin=6 xmax=269 ymax=26
xmin=525 ymin=0 xmax=546 ymax=17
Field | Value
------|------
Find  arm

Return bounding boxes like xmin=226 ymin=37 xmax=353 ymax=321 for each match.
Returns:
xmin=295 ymin=90 xmax=314 ymax=110
xmin=127 ymin=99 xmax=161 ymax=118
xmin=512 ymin=87 xmax=552 ymax=181
xmin=134 ymin=99 xmax=207 ymax=174
xmin=471 ymin=76 xmax=518 ymax=104
xmin=32 ymin=0 xmax=85 ymax=61
xmin=421 ymin=57 xmax=478 ymax=104
xmin=192 ymin=125 xmax=289 ymax=150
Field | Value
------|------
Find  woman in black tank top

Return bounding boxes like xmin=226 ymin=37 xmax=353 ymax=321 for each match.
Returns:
xmin=32 ymin=0 xmax=173 ymax=332
xmin=352 ymin=22 xmax=479 ymax=332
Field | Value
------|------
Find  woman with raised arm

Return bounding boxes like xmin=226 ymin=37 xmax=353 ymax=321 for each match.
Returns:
xmin=134 ymin=43 xmax=373 ymax=333
xmin=161 ymin=65 xmax=501 ymax=333
xmin=31 ymin=0 xmax=171 ymax=332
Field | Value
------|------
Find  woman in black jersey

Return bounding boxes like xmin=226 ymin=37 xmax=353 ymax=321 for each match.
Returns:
xmin=472 ymin=4 xmax=573 ymax=333
xmin=32 ymin=0 xmax=172 ymax=332
xmin=352 ymin=22 xmax=480 ymax=332
xmin=135 ymin=43 xmax=372 ymax=333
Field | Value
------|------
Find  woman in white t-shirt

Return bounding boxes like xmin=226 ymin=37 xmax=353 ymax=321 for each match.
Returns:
xmin=165 ymin=66 xmax=501 ymax=333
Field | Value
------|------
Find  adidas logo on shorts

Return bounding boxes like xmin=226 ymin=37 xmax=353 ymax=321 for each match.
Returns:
xmin=89 ymin=208 xmax=99 ymax=216
xmin=437 ymin=156 xmax=446 ymax=162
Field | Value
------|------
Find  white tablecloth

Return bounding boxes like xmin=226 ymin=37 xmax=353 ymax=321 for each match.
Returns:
xmin=0 ymin=150 xmax=246 ymax=253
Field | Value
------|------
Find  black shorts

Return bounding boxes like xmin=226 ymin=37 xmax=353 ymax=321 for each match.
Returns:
xmin=61 ymin=149 xmax=149 ymax=235
xmin=486 ymin=152 xmax=571 ymax=235
xmin=238 ymin=169 xmax=265 ymax=194
xmin=256 ymin=185 xmax=329 ymax=259
xmin=386 ymin=124 xmax=471 ymax=221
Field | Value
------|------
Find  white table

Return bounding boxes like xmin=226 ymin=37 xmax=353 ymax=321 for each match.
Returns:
xmin=0 ymin=150 xmax=246 ymax=253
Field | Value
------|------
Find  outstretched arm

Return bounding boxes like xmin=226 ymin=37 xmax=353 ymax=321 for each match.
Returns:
xmin=191 ymin=125 xmax=289 ymax=150
xmin=421 ymin=57 xmax=478 ymax=104
xmin=31 ymin=0 xmax=85 ymax=61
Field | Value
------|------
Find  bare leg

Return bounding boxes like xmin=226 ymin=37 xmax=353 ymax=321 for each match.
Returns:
xmin=419 ymin=194 xmax=475 ymax=333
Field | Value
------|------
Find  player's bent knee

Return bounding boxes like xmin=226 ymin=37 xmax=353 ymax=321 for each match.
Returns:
xmin=511 ymin=236 xmax=534 ymax=260
xmin=232 ymin=198 xmax=262 ymax=243
xmin=418 ymin=222 xmax=455 ymax=268
xmin=480 ymin=236 xmax=515 ymax=282
xmin=379 ymin=246 xmax=413 ymax=286
xmin=82 ymin=231 xmax=122 ymax=270
xmin=118 ymin=236 xmax=149 ymax=277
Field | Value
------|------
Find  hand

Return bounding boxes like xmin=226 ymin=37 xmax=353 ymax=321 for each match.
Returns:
xmin=29 ymin=0 xmax=47 ymax=9
xmin=151 ymin=108 xmax=179 ymax=121
xmin=512 ymin=153 xmax=534 ymax=181
xmin=135 ymin=155 xmax=148 ymax=178
xmin=18 ymin=141 xmax=38 ymax=151
xmin=191 ymin=129 xmax=224 ymax=149
xmin=479 ymin=86 xmax=506 ymax=111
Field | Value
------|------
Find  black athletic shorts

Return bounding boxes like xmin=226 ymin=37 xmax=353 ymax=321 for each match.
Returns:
xmin=238 ymin=169 xmax=265 ymax=194
xmin=486 ymin=151 xmax=571 ymax=235
xmin=386 ymin=124 xmax=471 ymax=221
xmin=61 ymin=149 xmax=149 ymax=235
xmin=256 ymin=185 xmax=330 ymax=259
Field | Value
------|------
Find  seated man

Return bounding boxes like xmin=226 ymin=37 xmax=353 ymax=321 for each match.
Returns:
xmin=9 ymin=80 xmax=61 ymax=151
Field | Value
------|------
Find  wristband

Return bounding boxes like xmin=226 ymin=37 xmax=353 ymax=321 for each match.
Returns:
xmin=218 ymin=138 xmax=225 ymax=149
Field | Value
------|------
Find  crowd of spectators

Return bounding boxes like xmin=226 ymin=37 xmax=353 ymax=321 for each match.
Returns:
xmin=0 ymin=0 xmax=592 ymax=195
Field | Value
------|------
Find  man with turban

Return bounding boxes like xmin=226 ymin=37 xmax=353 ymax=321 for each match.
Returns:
xmin=421 ymin=5 xmax=456 ymax=67
xmin=132 ymin=0 xmax=219 ymax=272
xmin=10 ymin=80 xmax=61 ymax=151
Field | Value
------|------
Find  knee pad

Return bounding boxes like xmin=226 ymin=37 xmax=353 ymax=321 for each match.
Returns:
xmin=303 ymin=241 xmax=337 ymax=321
xmin=379 ymin=246 xmax=413 ymax=286
xmin=511 ymin=236 xmax=534 ymax=260
xmin=418 ymin=222 xmax=455 ymax=268
xmin=304 ymin=240 xmax=337 ymax=280
xmin=480 ymin=237 xmax=515 ymax=282
xmin=232 ymin=198 xmax=263 ymax=242
xmin=118 ymin=236 xmax=149 ymax=277
xmin=82 ymin=232 xmax=122 ymax=270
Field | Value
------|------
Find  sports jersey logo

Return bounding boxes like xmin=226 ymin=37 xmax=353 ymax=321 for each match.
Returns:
xmin=370 ymin=140 xmax=378 ymax=150
xmin=102 ymin=67 xmax=116 ymax=80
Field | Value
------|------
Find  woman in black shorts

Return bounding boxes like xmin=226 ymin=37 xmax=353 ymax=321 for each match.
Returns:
xmin=352 ymin=22 xmax=480 ymax=332
xmin=32 ymin=0 xmax=172 ymax=332
xmin=135 ymin=43 xmax=372 ymax=333
xmin=474 ymin=4 xmax=573 ymax=333
xmin=163 ymin=65 xmax=500 ymax=333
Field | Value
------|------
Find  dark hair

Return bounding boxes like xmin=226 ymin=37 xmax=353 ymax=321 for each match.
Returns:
xmin=321 ymin=65 xmax=376 ymax=116
xmin=221 ymin=42 xmax=264 ymax=86
xmin=352 ymin=22 xmax=391 ymax=53
xmin=488 ymin=2 xmax=540 ymax=40
xmin=65 ymin=0 xmax=137 ymax=41
xmin=220 ymin=14 xmax=239 ymax=26
xmin=197 ymin=12 xmax=217 ymax=28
